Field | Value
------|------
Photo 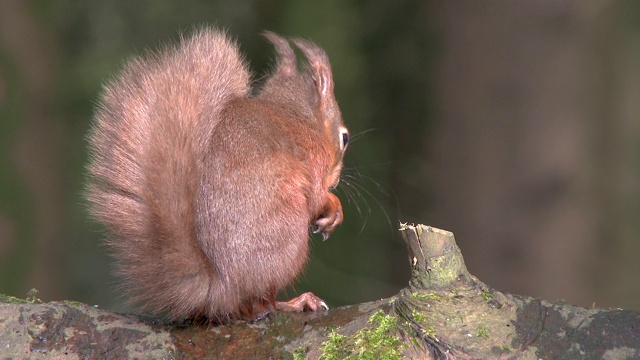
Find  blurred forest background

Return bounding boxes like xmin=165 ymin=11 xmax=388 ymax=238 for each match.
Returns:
xmin=2 ymin=0 xmax=640 ymax=314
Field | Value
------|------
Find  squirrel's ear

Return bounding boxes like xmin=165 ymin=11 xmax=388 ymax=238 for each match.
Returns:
xmin=292 ymin=38 xmax=336 ymax=117
xmin=315 ymin=63 xmax=333 ymax=100
xmin=263 ymin=31 xmax=296 ymax=76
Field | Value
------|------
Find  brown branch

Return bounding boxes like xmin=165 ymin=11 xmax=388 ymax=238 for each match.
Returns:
xmin=2 ymin=224 xmax=639 ymax=359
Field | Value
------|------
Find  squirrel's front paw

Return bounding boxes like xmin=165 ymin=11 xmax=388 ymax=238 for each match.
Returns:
xmin=313 ymin=193 xmax=343 ymax=240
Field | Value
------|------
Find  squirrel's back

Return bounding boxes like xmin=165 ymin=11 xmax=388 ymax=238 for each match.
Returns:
xmin=88 ymin=29 xmax=250 ymax=318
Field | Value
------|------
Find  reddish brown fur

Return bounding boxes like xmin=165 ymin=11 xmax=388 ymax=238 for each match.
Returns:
xmin=87 ymin=28 xmax=347 ymax=321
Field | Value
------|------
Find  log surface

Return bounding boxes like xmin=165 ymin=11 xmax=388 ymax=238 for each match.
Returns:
xmin=1 ymin=224 xmax=639 ymax=359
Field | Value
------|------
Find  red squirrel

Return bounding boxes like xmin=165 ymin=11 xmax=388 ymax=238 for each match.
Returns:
xmin=87 ymin=28 xmax=348 ymax=321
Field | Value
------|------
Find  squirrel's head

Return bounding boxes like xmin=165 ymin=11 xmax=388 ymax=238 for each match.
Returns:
xmin=260 ymin=32 xmax=348 ymax=192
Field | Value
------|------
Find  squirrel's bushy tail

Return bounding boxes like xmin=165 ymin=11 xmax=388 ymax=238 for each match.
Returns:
xmin=87 ymin=29 xmax=250 ymax=318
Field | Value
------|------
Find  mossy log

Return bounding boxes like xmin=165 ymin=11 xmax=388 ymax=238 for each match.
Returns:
xmin=1 ymin=224 xmax=639 ymax=359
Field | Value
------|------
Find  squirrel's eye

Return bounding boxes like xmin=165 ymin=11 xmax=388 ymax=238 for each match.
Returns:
xmin=339 ymin=127 xmax=349 ymax=151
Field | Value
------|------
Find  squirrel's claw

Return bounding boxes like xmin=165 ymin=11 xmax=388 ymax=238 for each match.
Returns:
xmin=314 ymin=193 xmax=343 ymax=240
xmin=276 ymin=292 xmax=329 ymax=313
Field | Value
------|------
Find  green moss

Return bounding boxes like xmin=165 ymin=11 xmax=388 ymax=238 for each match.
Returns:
xmin=410 ymin=310 xmax=426 ymax=324
xmin=0 ymin=293 xmax=29 ymax=303
xmin=476 ymin=325 xmax=489 ymax=339
xmin=320 ymin=331 xmax=350 ymax=360
xmin=480 ymin=289 xmax=493 ymax=301
xmin=293 ymin=346 xmax=308 ymax=360
xmin=26 ymin=288 xmax=41 ymax=303
xmin=422 ymin=323 xmax=436 ymax=338
xmin=411 ymin=292 xmax=444 ymax=302
xmin=63 ymin=300 xmax=84 ymax=307
xmin=501 ymin=345 xmax=511 ymax=352
xmin=409 ymin=310 xmax=436 ymax=337
xmin=0 ymin=288 xmax=41 ymax=304
xmin=319 ymin=310 xmax=405 ymax=360
xmin=326 ymin=324 xmax=339 ymax=332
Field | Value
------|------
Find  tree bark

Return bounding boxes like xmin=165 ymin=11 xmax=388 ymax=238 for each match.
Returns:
xmin=2 ymin=224 xmax=639 ymax=359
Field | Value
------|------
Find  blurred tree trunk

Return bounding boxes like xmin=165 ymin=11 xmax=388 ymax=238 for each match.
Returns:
xmin=590 ymin=1 xmax=640 ymax=312
xmin=427 ymin=1 xmax=640 ymax=310
xmin=0 ymin=1 xmax=66 ymax=299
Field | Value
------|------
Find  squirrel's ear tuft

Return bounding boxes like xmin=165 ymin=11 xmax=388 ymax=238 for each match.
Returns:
xmin=292 ymin=38 xmax=334 ymax=100
xmin=263 ymin=31 xmax=296 ymax=76
xmin=292 ymin=38 xmax=338 ymax=128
